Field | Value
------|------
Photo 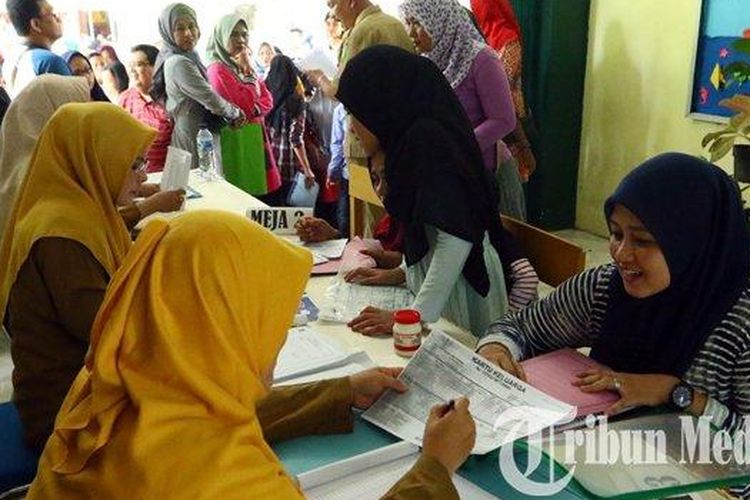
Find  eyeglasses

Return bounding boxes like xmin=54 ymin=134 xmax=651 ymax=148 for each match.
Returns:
xmin=131 ymin=157 xmax=148 ymax=173
xmin=129 ymin=61 xmax=152 ymax=70
xmin=38 ymin=11 xmax=61 ymax=22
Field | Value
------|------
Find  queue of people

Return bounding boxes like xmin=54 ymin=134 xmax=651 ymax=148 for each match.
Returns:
xmin=1 ymin=0 xmax=748 ymax=498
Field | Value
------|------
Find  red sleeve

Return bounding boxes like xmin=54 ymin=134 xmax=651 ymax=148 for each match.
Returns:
xmin=206 ymin=62 xmax=259 ymax=118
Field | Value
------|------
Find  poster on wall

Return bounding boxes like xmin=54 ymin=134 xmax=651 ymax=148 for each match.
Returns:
xmin=691 ymin=0 xmax=750 ymax=119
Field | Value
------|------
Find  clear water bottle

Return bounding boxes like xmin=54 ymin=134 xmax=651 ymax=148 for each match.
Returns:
xmin=196 ymin=128 xmax=217 ymax=180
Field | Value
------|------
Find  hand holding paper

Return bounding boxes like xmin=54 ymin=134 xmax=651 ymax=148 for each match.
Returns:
xmin=299 ymin=49 xmax=337 ymax=80
xmin=160 ymin=146 xmax=192 ymax=192
xmin=349 ymin=367 xmax=407 ymax=409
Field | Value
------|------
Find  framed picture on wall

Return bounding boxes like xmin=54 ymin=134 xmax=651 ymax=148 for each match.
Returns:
xmin=689 ymin=0 xmax=750 ymax=122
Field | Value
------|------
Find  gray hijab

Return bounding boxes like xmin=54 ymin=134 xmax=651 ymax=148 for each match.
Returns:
xmin=151 ymin=3 xmax=206 ymax=102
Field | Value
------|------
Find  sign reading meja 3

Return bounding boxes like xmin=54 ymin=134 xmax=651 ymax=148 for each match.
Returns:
xmin=246 ymin=208 xmax=313 ymax=234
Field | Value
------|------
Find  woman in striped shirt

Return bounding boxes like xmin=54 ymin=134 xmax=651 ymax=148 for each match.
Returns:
xmin=478 ymin=153 xmax=750 ymax=480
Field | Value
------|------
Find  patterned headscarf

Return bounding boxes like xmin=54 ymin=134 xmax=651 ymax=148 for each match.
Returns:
xmin=399 ymin=0 xmax=487 ymax=88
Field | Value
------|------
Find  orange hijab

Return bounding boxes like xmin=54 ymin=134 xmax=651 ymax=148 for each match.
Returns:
xmin=28 ymin=211 xmax=312 ymax=499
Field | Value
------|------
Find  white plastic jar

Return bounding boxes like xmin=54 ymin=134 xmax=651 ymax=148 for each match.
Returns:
xmin=393 ymin=309 xmax=422 ymax=358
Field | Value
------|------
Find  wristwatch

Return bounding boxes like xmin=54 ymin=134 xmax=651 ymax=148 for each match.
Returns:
xmin=670 ymin=381 xmax=694 ymax=410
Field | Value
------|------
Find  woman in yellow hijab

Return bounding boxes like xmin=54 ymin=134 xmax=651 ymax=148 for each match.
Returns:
xmin=28 ymin=211 xmax=476 ymax=499
xmin=0 ymin=102 xmax=156 ymax=449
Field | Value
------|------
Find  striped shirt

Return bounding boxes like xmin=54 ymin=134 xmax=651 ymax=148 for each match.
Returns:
xmin=478 ymin=264 xmax=750 ymax=497
xmin=507 ymin=258 xmax=538 ymax=312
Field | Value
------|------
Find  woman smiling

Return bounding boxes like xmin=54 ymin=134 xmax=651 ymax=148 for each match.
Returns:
xmin=151 ymin=3 xmax=245 ymax=169
xmin=478 ymin=154 xmax=750 ymax=494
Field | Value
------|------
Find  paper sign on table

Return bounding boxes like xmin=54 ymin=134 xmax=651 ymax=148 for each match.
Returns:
xmin=246 ymin=207 xmax=313 ymax=234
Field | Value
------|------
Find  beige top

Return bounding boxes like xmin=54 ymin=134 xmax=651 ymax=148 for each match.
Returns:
xmin=0 ymin=75 xmax=89 ymax=240
xmin=335 ymin=5 xmax=415 ymax=161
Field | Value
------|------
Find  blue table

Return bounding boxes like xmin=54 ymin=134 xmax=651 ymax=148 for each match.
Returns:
xmin=273 ymin=414 xmax=588 ymax=499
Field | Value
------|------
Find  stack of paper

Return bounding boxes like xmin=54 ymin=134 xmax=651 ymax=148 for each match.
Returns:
xmin=304 ymin=238 xmax=348 ymax=260
xmin=274 ymin=327 xmax=374 ymax=385
xmin=299 ymin=442 xmax=497 ymax=500
xmin=276 ymin=351 xmax=375 ymax=387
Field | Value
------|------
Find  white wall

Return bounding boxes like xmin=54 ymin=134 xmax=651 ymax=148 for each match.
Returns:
xmin=2 ymin=0 xmax=446 ymax=60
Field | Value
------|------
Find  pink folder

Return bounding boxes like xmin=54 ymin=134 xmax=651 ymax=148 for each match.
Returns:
xmin=521 ymin=348 xmax=620 ymax=417
xmin=311 ymin=238 xmax=377 ymax=275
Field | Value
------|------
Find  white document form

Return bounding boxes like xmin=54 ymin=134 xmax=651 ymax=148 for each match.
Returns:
xmin=273 ymin=327 xmax=350 ymax=382
xmin=303 ymin=238 xmax=348 ymax=259
xmin=363 ymin=330 xmax=575 ymax=454
xmin=298 ymin=49 xmax=338 ymax=79
xmin=319 ymin=281 xmax=414 ymax=323
xmin=160 ymin=146 xmax=192 ymax=191
xmin=299 ymin=442 xmax=498 ymax=500
xmin=282 ymin=237 xmax=348 ymax=263
xmin=275 ymin=351 xmax=375 ymax=386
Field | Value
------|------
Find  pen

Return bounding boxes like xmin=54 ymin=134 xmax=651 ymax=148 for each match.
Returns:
xmin=442 ymin=399 xmax=455 ymax=416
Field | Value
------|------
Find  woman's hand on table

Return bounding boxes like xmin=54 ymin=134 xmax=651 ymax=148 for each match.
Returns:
xmin=349 ymin=367 xmax=407 ymax=410
xmin=344 ymin=267 xmax=405 ymax=286
xmin=348 ymin=306 xmax=395 ymax=336
xmin=422 ymin=397 xmax=476 ymax=474
xmin=477 ymin=343 xmax=526 ymax=382
xmin=295 ymin=216 xmax=340 ymax=242
xmin=359 ymin=248 xmax=403 ymax=269
xmin=572 ymin=370 xmax=684 ymax=415
xmin=137 ymin=182 xmax=160 ymax=198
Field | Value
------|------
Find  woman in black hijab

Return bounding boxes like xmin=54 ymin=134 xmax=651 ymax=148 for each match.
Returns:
xmin=264 ymin=55 xmax=315 ymax=206
xmin=478 ymin=154 xmax=750 ymax=469
xmin=62 ymin=51 xmax=109 ymax=102
xmin=337 ymin=45 xmax=511 ymax=336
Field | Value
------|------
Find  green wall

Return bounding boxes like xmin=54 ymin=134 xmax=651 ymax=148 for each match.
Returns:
xmin=577 ymin=0 xmax=733 ymax=236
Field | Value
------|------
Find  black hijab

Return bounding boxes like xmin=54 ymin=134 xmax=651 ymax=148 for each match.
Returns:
xmin=265 ymin=55 xmax=304 ymax=132
xmin=337 ymin=45 xmax=506 ymax=297
xmin=104 ymin=61 xmax=130 ymax=93
xmin=62 ymin=51 xmax=109 ymax=102
xmin=591 ymin=153 xmax=750 ymax=376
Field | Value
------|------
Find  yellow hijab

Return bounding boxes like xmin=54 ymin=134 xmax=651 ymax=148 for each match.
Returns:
xmin=28 ymin=211 xmax=313 ymax=500
xmin=0 ymin=102 xmax=156 ymax=325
